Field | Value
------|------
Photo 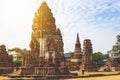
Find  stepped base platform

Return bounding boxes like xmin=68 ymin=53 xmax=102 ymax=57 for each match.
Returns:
xmin=84 ymin=63 xmax=98 ymax=72
xmin=13 ymin=66 xmax=69 ymax=75
xmin=0 ymin=67 xmax=13 ymax=74
xmin=6 ymin=72 xmax=120 ymax=80
xmin=7 ymin=74 xmax=72 ymax=80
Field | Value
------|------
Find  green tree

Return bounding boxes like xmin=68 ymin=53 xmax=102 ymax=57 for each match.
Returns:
xmin=14 ymin=59 xmax=22 ymax=66
xmin=93 ymin=52 xmax=105 ymax=66
xmin=8 ymin=48 xmax=29 ymax=56
xmin=68 ymin=51 xmax=74 ymax=58
xmin=8 ymin=48 xmax=29 ymax=66
xmin=117 ymin=35 xmax=120 ymax=42
xmin=112 ymin=35 xmax=120 ymax=51
xmin=104 ymin=53 xmax=109 ymax=59
xmin=20 ymin=48 xmax=29 ymax=56
xmin=112 ymin=45 xmax=120 ymax=51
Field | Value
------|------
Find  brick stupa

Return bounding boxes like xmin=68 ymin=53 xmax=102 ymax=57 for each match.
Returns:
xmin=68 ymin=34 xmax=97 ymax=72
xmin=70 ymin=33 xmax=82 ymax=71
xmin=82 ymin=39 xmax=97 ymax=71
xmin=0 ymin=44 xmax=13 ymax=74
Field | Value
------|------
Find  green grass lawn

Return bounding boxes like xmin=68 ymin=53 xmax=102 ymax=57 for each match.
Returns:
xmin=0 ymin=76 xmax=34 ymax=80
xmin=65 ymin=71 xmax=120 ymax=80
xmin=0 ymin=76 xmax=9 ymax=79
xmin=64 ymin=75 xmax=120 ymax=80
xmin=70 ymin=71 xmax=120 ymax=76
xmin=0 ymin=71 xmax=120 ymax=80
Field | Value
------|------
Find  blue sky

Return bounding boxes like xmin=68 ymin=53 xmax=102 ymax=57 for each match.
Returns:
xmin=0 ymin=0 xmax=120 ymax=53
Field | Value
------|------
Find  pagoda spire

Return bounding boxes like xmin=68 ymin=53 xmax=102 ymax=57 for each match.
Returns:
xmin=32 ymin=1 xmax=56 ymax=38
xmin=76 ymin=33 xmax=80 ymax=43
xmin=74 ymin=33 xmax=81 ymax=56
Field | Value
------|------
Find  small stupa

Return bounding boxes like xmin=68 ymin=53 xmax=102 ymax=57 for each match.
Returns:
xmin=70 ymin=33 xmax=82 ymax=71
xmin=0 ymin=44 xmax=13 ymax=74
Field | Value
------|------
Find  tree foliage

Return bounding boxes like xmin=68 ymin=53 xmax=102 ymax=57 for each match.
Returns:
xmin=14 ymin=59 xmax=22 ymax=66
xmin=117 ymin=35 xmax=120 ymax=42
xmin=112 ymin=45 xmax=120 ymax=51
xmin=93 ymin=52 xmax=105 ymax=66
xmin=104 ymin=53 xmax=109 ymax=59
xmin=68 ymin=51 xmax=74 ymax=57
xmin=112 ymin=35 xmax=120 ymax=51
xmin=8 ymin=48 xmax=29 ymax=56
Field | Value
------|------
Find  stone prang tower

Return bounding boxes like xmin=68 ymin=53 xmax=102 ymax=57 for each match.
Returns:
xmin=14 ymin=1 xmax=69 ymax=75
xmin=25 ymin=1 xmax=65 ymax=67
xmin=82 ymin=39 xmax=97 ymax=71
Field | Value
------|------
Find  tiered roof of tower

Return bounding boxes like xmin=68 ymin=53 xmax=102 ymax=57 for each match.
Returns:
xmin=83 ymin=39 xmax=93 ymax=54
xmin=32 ymin=1 xmax=56 ymax=37
xmin=74 ymin=33 xmax=82 ymax=57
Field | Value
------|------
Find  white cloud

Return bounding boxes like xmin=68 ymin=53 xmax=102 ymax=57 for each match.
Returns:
xmin=0 ymin=0 xmax=120 ymax=53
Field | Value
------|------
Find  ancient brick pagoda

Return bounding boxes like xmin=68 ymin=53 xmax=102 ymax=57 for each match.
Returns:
xmin=69 ymin=34 xmax=97 ymax=71
xmin=70 ymin=33 xmax=82 ymax=70
xmin=82 ymin=39 xmax=97 ymax=71
xmin=74 ymin=33 xmax=82 ymax=58
xmin=14 ymin=1 xmax=69 ymax=75
xmin=0 ymin=44 xmax=13 ymax=74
